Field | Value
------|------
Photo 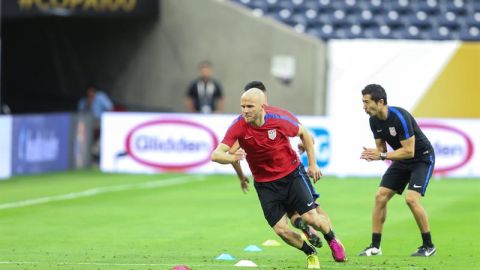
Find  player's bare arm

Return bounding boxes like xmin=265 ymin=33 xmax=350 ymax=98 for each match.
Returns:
xmin=298 ymin=125 xmax=322 ymax=182
xmin=297 ymin=133 xmax=314 ymax=154
xmin=361 ymin=136 xmax=415 ymax=161
xmin=228 ymin=140 xmax=249 ymax=193
xmin=374 ymin=139 xmax=387 ymax=153
xmin=211 ymin=143 xmax=246 ymax=164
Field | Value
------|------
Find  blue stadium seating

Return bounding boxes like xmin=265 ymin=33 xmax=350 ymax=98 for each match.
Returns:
xmin=232 ymin=0 xmax=480 ymax=41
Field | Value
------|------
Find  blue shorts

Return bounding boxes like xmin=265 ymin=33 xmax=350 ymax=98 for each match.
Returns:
xmin=381 ymin=151 xmax=435 ymax=196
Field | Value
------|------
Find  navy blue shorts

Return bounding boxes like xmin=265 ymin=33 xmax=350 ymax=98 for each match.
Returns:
xmin=254 ymin=164 xmax=319 ymax=227
xmin=381 ymin=152 xmax=435 ymax=196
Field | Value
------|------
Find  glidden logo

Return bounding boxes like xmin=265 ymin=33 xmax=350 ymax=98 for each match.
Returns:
xmin=419 ymin=122 xmax=474 ymax=174
xmin=125 ymin=119 xmax=218 ymax=170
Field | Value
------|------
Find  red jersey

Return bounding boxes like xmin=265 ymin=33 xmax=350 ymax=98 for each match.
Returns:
xmin=222 ymin=105 xmax=300 ymax=182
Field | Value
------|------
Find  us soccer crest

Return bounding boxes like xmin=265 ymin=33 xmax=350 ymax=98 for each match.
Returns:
xmin=268 ymin=129 xmax=277 ymax=140
xmin=389 ymin=127 xmax=397 ymax=136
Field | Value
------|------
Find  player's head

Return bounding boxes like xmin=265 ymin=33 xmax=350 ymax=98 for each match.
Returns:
xmin=198 ymin=61 xmax=213 ymax=80
xmin=361 ymin=84 xmax=387 ymax=117
xmin=241 ymin=88 xmax=266 ymax=125
xmin=244 ymin=81 xmax=268 ymax=104
xmin=244 ymin=81 xmax=266 ymax=92
xmin=86 ymin=83 xmax=97 ymax=100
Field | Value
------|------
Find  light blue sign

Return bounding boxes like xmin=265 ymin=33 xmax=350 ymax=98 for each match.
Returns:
xmin=301 ymin=127 xmax=330 ymax=168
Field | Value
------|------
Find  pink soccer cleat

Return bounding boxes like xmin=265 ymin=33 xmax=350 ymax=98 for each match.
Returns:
xmin=328 ymin=238 xmax=347 ymax=262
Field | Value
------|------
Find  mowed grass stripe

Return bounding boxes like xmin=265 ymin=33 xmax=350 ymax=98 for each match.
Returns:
xmin=0 ymin=175 xmax=205 ymax=210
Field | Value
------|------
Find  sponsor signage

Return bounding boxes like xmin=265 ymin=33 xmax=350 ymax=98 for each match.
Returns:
xmin=299 ymin=127 xmax=330 ymax=169
xmin=101 ymin=113 xmax=227 ymax=174
xmin=11 ymin=113 xmax=71 ymax=175
xmin=0 ymin=116 xmax=13 ymax=179
xmin=125 ymin=119 xmax=218 ymax=170
xmin=419 ymin=121 xmax=475 ymax=175
xmin=101 ymin=113 xmax=480 ymax=178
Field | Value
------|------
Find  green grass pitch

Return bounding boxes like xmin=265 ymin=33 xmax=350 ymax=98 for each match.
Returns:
xmin=0 ymin=171 xmax=479 ymax=269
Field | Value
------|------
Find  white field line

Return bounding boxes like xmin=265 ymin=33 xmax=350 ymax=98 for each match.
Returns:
xmin=0 ymin=260 xmax=437 ymax=269
xmin=0 ymin=175 xmax=206 ymax=210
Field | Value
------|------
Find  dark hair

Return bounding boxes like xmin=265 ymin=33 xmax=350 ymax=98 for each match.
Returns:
xmin=243 ymin=81 xmax=266 ymax=92
xmin=86 ymin=83 xmax=97 ymax=91
xmin=198 ymin=61 xmax=212 ymax=69
xmin=361 ymin=84 xmax=387 ymax=105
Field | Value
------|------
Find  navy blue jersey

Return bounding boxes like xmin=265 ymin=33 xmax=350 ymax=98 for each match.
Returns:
xmin=369 ymin=106 xmax=433 ymax=161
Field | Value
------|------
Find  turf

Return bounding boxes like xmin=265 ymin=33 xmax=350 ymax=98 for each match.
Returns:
xmin=0 ymin=171 xmax=479 ymax=269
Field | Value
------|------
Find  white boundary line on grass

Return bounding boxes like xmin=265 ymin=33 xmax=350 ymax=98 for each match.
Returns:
xmin=0 ymin=260 xmax=436 ymax=269
xmin=0 ymin=175 xmax=206 ymax=210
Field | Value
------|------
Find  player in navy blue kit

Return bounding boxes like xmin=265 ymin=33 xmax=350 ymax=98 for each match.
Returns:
xmin=359 ymin=84 xmax=436 ymax=257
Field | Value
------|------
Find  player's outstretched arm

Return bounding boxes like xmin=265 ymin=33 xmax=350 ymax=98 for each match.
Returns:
xmin=298 ymin=125 xmax=322 ymax=182
xmin=232 ymin=161 xmax=249 ymax=193
xmin=211 ymin=143 xmax=246 ymax=164
xmin=229 ymin=141 xmax=249 ymax=193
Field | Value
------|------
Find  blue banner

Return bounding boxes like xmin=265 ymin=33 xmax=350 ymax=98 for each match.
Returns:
xmin=12 ymin=113 xmax=71 ymax=175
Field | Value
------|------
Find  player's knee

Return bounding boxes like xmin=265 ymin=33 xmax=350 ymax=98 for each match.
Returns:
xmin=375 ymin=192 xmax=389 ymax=205
xmin=405 ymin=195 xmax=419 ymax=208
xmin=273 ymin=225 xmax=290 ymax=238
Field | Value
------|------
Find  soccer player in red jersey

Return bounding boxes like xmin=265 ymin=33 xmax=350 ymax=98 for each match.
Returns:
xmin=228 ymin=81 xmax=346 ymax=263
xmin=211 ymin=88 xmax=345 ymax=268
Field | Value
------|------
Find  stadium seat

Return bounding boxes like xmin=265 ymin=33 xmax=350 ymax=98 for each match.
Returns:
xmin=376 ymin=11 xmax=403 ymax=28
xmin=443 ymin=0 xmax=467 ymax=16
xmin=436 ymin=12 xmax=461 ymax=29
xmin=289 ymin=13 xmax=309 ymax=26
xmin=359 ymin=0 xmax=387 ymax=15
xmin=364 ymin=25 xmax=393 ymax=39
xmin=269 ymin=8 xmax=295 ymax=24
xmin=268 ymin=0 xmax=294 ymax=12
xmin=332 ymin=0 xmax=360 ymax=15
xmin=387 ymin=0 xmax=413 ymax=15
xmin=231 ymin=0 xmax=480 ymax=41
xmin=472 ymin=1 xmax=480 ymax=13
xmin=332 ymin=26 xmax=351 ymax=39
xmin=459 ymin=26 xmax=480 ymax=41
xmin=393 ymin=25 xmax=422 ymax=39
xmin=465 ymin=12 xmax=480 ymax=28
xmin=349 ymin=24 xmax=365 ymax=38
xmin=306 ymin=24 xmax=335 ymax=40
xmin=246 ymin=0 xmax=269 ymax=14
xmin=403 ymin=11 xmax=432 ymax=29
xmin=357 ymin=10 xmax=377 ymax=27
xmin=415 ymin=0 xmax=440 ymax=15
xmin=428 ymin=26 xmax=457 ymax=40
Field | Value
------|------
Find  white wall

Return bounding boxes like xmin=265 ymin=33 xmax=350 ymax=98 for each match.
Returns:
xmin=0 ymin=116 xmax=12 ymax=179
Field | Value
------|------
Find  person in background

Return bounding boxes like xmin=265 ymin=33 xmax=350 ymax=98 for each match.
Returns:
xmin=78 ymin=84 xmax=113 ymax=164
xmin=185 ymin=61 xmax=224 ymax=114
xmin=78 ymin=84 xmax=113 ymax=120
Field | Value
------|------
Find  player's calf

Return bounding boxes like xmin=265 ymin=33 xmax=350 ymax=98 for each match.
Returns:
xmin=293 ymin=218 xmax=323 ymax=248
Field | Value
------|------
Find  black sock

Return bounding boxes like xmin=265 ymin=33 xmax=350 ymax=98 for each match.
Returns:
xmin=421 ymin=232 xmax=434 ymax=248
xmin=293 ymin=218 xmax=303 ymax=229
xmin=323 ymin=229 xmax=335 ymax=243
xmin=372 ymin=233 xmax=382 ymax=248
xmin=299 ymin=241 xmax=316 ymax=255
